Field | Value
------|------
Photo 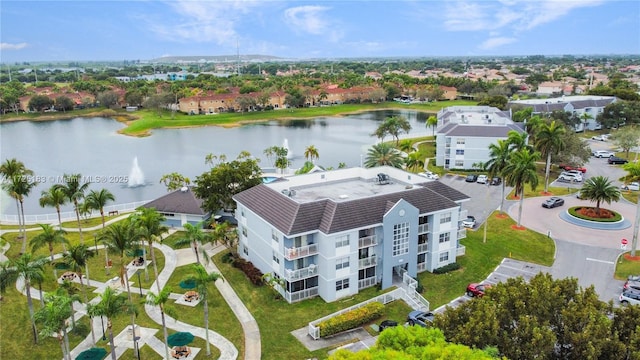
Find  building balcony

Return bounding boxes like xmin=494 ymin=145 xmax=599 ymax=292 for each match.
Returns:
xmin=358 ymin=277 xmax=377 ymax=289
xmin=284 ymin=265 xmax=318 ymax=281
xmin=457 ymin=228 xmax=466 ymax=239
xmin=358 ymin=255 xmax=377 ymax=268
xmin=417 ymin=262 xmax=427 ymax=272
xmin=284 ymin=244 xmax=318 ymax=260
xmin=285 ymin=286 xmax=318 ymax=303
xmin=456 ymin=245 xmax=466 ymax=256
xmin=418 ymin=223 xmax=429 ymax=234
xmin=417 ymin=242 xmax=429 ymax=253
xmin=358 ymin=235 xmax=378 ymax=248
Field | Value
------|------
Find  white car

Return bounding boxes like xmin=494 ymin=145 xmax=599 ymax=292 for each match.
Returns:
xmin=476 ymin=175 xmax=488 ymax=184
xmin=591 ymin=134 xmax=609 ymax=141
xmin=418 ymin=171 xmax=439 ymax=180
xmin=622 ymin=182 xmax=640 ymax=191
xmin=619 ymin=290 xmax=640 ymax=306
xmin=592 ymin=150 xmax=615 ymax=158
xmin=462 ymin=216 xmax=476 ymax=228
xmin=558 ymin=171 xmax=583 ymax=182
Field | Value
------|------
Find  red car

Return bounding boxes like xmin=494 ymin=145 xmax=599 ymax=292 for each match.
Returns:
xmin=466 ymin=283 xmax=491 ymax=297
xmin=558 ymin=164 xmax=587 ymax=173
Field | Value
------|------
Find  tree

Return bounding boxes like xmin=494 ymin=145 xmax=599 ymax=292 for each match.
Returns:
xmin=263 ymin=146 xmax=290 ymax=174
xmin=507 ymin=130 xmax=531 ymax=152
xmin=194 ymin=151 xmax=263 ymax=213
xmin=0 ymin=159 xmax=33 ymax=243
xmin=579 ymin=176 xmax=621 ymax=216
xmin=87 ymin=287 xmax=135 ymax=360
xmin=96 ymin=90 xmax=119 ymax=108
xmin=34 ymin=291 xmax=73 ymax=360
xmin=426 ymin=115 xmax=438 ymax=136
xmin=29 ymin=224 xmax=69 ymax=261
xmin=124 ymin=90 xmax=143 ymax=107
xmin=211 ymin=221 xmax=238 ymax=256
xmin=3 ymin=173 xmax=37 ymax=253
xmin=580 ymin=112 xmax=592 ymax=131
xmin=175 ymin=222 xmax=210 ymax=265
xmin=372 ymin=116 xmax=412 ymax=145
xmin=236 ymin=95 xmax=256 ymax=113
xmin=39 ymin=186 xmax=67 ymax=230
xmin=304 ymin=145 xmax=319 ymax=164
xmin=131 ymin=207 xmax=168 ymax=286
xmin=503 ymin=148 xmax=541 ymax=227
xmin=145 ymin=287 xmax=176 ymax=360
xmin=54 ymin=173 xmax=90 ymax=244
xmin=28 ymin=94 xmax=54 ymax=112
xmin=364 ymin=143 xmax=404 ymax=168
xmin=404 ymin=152 xmax=424 ymax=172
xmin=483 ymin=139 xmax=513 ymax=215
xmin=477 ymin=95 xmax=508 ymax=109
xmin=182 ymin=264 xmax=222 ymax=356
xmin=535 ymin=120 xmax=566 ymax=193
xmin=55 ymin=95 xmax=75 ymax=112
xmin=550 ymin=130 xmax=591 ymax=167
xmin=610 ymin=126 xmax=640 ymax=159
xmin=159 ymin=172 xmax=191 ymax=192
xmin=0 ymin=253 xmax=48 ymax=343
xmin=57 ymin=280 xmax=82 ymax=331
xmin=62 ymin=243 xmax=97 ymax=344
xmin=143 ymin=92 xmax=174 ymax=116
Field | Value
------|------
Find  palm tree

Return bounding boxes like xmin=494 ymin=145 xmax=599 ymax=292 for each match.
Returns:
xmin=58 ymin=280 xmax=82 ymax=331
xmin=3 ymin=174 xmax=37 ymax=253
xmin=175 ymin=222 xmax=209 ymax=265
xmin=484 ymin=139 xmax=512 ymax=215
xmin=426 ymin=115 xmax=438 ymax=137
xmin=503 ymin=148 xmax=541 ymax=227
xmin=535 ymin=120 xmax=566 ymax=193
xmin=372 ymin=116 xmax=412 ymax=145
xmin=303 ymin=145 xmax=319 ymax=164
xmin=0 ymin=158 xmax=33 ymax=242
xmin=398 ymin=139 xmax=414 ymax=154
xmin=183 ymin=264 xmax=222 ymax=356
xmin=34 ymin=291 xmax=73 ymax=360
xmin=54 ymin=173 xmax=90 ymax=244
xmin=87 ymin=287 xmax=135 ymax=360
xmin=580 ymin=176 xmax=621 ymax=216
xmin=404 ymin=152 xmax=425 ymax=172
xmin=132 ymin=207 xmax=168 ymax=288
xmin=29 ymin=224 xmax=69 ymax=261
xmin=0 ymin=253 xmax=48 ymax=343
xmin=85 ymin=188 xmax=115 ymax=230
xmin=146 ymin=287 xmax=175 ymax=360
xmin=507 ymin=130 xmax=531 ymax=152
xmin=364 ymin=143 xmax=404 ymax=168
xmin=211 ymin=221 xmax=238 ymax=256
xmin=62 ymin=243 xmax=97 ymax=344
xmin=580 ymin=112 xmax=592 ymax=132
xmin=39 ymin=186 xmax=68 ymax=229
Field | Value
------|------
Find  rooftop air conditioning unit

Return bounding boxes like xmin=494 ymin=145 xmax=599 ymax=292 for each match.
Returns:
xmin=180 ymin=186 xmax=189 ymax=193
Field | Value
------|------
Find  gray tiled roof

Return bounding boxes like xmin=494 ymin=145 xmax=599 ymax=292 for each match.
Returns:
xmin=233 ymin=182 xmax=470 ymax=236
xmin=440 ymin=124 xmax=525 ymax=137
xmin=143 ymin=187 xmax=207 ymax=215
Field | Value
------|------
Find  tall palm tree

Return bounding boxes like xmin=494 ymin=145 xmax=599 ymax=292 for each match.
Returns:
xmin=58 ymin=279 xmax=82 ymax=331
xmin=0 ymin=158 xmax=33 ymax=242
xmin=580 ymin=176 xmax=621 ymax=216
xmin=211 ymin=221 xmax=238 ymax=256
xmin=364 ymin=143 xmax=404 ymax=168
xmin=0 ymin=253 xmax=48 ymax=343
xmin=85 ymin=188 xmax=115 ymax=230
xmin=303 ymin=145 xmax=319 ymax=164
xmin=54 ymin=173 xmax=90 ymax=244
xmin=426 ymin=115 xmax=438 ymax=137
xmin=503 ymin=148 xmax=541 ymax=227
xmin=183 ymin=264 xmax=222 ymax=356
xmin=29 ymin=224 xmax=69 ymax=261
xmin=404 ymin=152 xmax=425 ymax=173
xmin=580 ymin=112 xmax=592 ymax=132
xmin=146 ymin=287 xmax=175 ymax=360
xmin=484 ymin=139 xmax=512 ymax=215
xmin=175 ymin=222 xmax=209 ymax=266
xmin=132 ymin=207 xmax=168 ymax=288
xmin=535 ymin=120 xmax=566 ymax=193
xmin=34 ymin=291 xmax=73 ymax=360
xmin=39 ymin=186 xmax=68 ymax=230
xmin=507 ymin=130 xmax=531 ymax=152
xmin=3 ymin=174 xmax=37 ymax=253
xmin=87 ymin=287 xmax=135 ymax=360
xmin=62 ymin=243 xmax=97 ymax=344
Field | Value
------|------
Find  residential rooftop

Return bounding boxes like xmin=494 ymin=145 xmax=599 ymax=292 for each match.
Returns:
xmin=509 ymin=95 xmax=615 ymax=105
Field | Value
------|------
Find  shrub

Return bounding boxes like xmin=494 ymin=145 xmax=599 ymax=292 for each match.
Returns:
xmin=232 ymin=258 xmax=264 ymax=285
xmin=433 ymin=262 xmax=461 ymax=274
xmin=318 ymin=302 xmax=384 ymax=338
xmin=568 ymin=206 xmax=622 ymax=222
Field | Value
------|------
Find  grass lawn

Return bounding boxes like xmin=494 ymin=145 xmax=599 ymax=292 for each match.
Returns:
xmin=161 ymin=231 xmax=191 ymax=249
xmin=0 ymin=223 xmax=40 ymax=230
xmin=614 ymin=252 xmax=640 ymax=280
xmin=60 ymin=214 xmax=125 ymax=229
xmin=419 ymin=211 xmax=555 ymax=308
xmin=619 ymin=190 xmax=639 ymax=204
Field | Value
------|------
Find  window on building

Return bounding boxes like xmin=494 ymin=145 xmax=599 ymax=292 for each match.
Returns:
xmin=241 ymin=208 xmax=245 ymax=217
xmin=440 ymin=212 xmax=451 ymax=224
xmin=418 ymin=253 xmax=426 ymax=264
xmin=242 ymin=227 xmax=247 ymax=237
xmin=335 ymin=256 xmax=350 ymax=270
xmin=455 ymin=149 xmax=464 ymax=155
xmin=418 ymin=233 xmax=428 ymax=244
xmin=439 ymin=251 xmax=449 ymax=263
xmin=392 ymin=222 xmax=410 ymax=256
xmin=335 ymin=235 xmax=350 ymax=248
xmin=439 ymin=232 xmax=450 ymax=243
xmin=358 ymin=267 xmax=375 ymax=279
xmin=243 ymin=245 xmax=248 ymax=255
xmin=271 ymin=229 xmax=279 ymax=243
xmin=455 ymin=160 xmax=464 ymax=167
xmin=272 ymin=251 xmax=279 ymax=264
xmin=457 ymin=138 xmax=465 ymax=145
xmin=336 ymin=278 xmax=350 ymax=291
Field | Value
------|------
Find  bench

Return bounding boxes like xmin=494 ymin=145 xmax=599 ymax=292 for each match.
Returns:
xmin=108 ymin=210 xmax=119 ymax=216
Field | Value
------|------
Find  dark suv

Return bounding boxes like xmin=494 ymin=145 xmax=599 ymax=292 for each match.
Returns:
xmin=608 ymin=156 xmax=628 ymax=165
xmin=407 ymin=310 xmax=435 ymax=327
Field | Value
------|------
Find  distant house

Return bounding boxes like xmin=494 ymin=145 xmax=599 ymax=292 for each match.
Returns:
xmin=142 ymin=187 xmax=211 ymax=228
xmin=439 ymin=86 xmax=458 ymax=100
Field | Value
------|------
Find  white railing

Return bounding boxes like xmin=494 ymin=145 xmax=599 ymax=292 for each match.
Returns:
xmin=458 ymin=228 xmax=467 ymax=239
xmin=417 ymin=262 xmax=427 ymax=272
xmin=0 ymin=200 xmax=150 ymax=225
xmin=307 ymin=288 xmax=403 ymax=339
xmin=285 ymin=286 xmax=318 ymax=303
xmin=418 ymin=223 xmax=429 ymax=234
xmin=358 ymin=255 xmax=377 ymax=268
xmin=284 ymin=266 xmax=317 ymax=281
xmin=417 ymin=242 xmax=429 ymax=253
xmin=358 ymin=277 xmax=377 ymax=289
xmin=358 ymin=235 xmax=378 ymax=248
xmin=402 ymin=272 xmax=430 ymax=312
xmin=457 ymin=245 xmax=466 ymax=256
xmin=284 ymin=244 xmax=318 ymax=260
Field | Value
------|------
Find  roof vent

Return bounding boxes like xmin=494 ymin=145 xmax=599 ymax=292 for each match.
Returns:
xmin=180 ymin=186 xmax=189 ymax=192
xmin=339 ymin=194 xmax=349 ymax=199
xmin=377 ymin=173 xmax=390 ymax=185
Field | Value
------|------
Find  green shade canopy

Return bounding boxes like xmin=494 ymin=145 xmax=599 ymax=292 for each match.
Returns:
xmin=179 ymin=279 xmax=196 ymax=290
xmin=167 ymin=332 xmax=195 ymax=347
xmin=127 ymin=249 xmax=145 ymax=257
xmin=75 ymin=347 xmax=107 ymax=360
xmin=54 ymin=262 xmax=70 ymax=270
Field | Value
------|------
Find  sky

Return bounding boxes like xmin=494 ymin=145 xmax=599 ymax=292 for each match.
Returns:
xmin=1 ymin=0 xmax=639 ymax=62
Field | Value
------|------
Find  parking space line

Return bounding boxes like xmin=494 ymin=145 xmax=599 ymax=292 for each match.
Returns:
xmin=585 ymin=257 xmax=615 ymax=265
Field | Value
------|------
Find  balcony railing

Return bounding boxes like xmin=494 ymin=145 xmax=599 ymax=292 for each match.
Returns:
xmin=285 ymin=286 xmax=318 ymax=303
xmin=358 ymin=235 xmax=377 ymax=248
xmin=417 ymin=242 xmax=429 ymax=253
xmin=358 ymin=277 xmax=377 ymax=289
xmin=284 ymin=265 xmax=317 ymax=281
xmin=418 ymin=223 xmax=429 ymax=234
xmin=284 ymin=244 xmax=318 ymax=260
xmin=457 ymin=228 xmax=467 ymax=239
xmin=456 ymin=245 xmax=466 ymax=256
xmin=358 ymin=255 xmax=377 ymax=268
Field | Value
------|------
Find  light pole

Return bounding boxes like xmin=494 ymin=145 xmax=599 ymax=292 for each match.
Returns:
xmin=360 ymin=154 xmax=364 ymax=168
xmin=100 ymin=316 xmax=106 ymax=341
xmin=134 ymin=336 xmax=141 ymax=360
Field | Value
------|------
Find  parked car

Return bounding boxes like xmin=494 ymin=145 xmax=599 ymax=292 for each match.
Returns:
xmin=418 ymin=171 xmax=439 ymax=180
xmin=629 ymin=275 xmax=640 ymax=281
xmin=476 ymin=175 xmax=488 ymax=184
xmin=591 ymin=134 xmax=610 ymax=141
xmin=619 ymin=289 xmax=640 ymax=306
xmin=592 ymin=150 xmax=615 ymax=158
xmin=623 ymin=279 xmax=640 ymax=292
xmin=466 ymin=283 xmax=491 ymax=297
xmin=558 ymin=171 xmax=583 ymax=182
xmin=490 ymin=177 xmax=502 ymax=186
xmin=465 ymin=174 xmax=478 ymax=182
xmin=542 ymin=197 xmax=565 ymax=208
xmin=462 ymin=216 xmax=476 ymax=228
xmin=621 ymin=182 xmax=640 ymax=191
xmin=407 ymin=310 xmax=434 ymax=327
xmin=608 ymin=156 xmax=629 ymax=165
xmin=379 ymin=319 xmax=399 ymax=332
xmin=558 ymin=164 xmax=587 ymax=173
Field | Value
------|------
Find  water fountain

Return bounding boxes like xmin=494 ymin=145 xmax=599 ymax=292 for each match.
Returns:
xmin=283 ymin=138 xmax=293 ymax=159
xmin=128 ymin=157 xmax=145 ymax=187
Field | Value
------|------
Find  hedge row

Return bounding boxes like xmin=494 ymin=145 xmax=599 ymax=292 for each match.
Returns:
xmin=433 ymin=262 xmax=461 ymax=274
xmin=232 ymin=258 xmax=264 ymax=285
xmin=318 ymin=302 xmax=384 ymax=338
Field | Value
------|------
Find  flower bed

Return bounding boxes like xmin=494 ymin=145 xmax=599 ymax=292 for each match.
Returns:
xmin=568 ymin=206 xmax=622 ymax=223
xmin=317 ymin=302 xmax=384 ymax=338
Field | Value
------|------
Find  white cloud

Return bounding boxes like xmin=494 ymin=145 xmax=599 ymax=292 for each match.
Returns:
xmin=283 ymin=6 xmax=331 ymax=35
xmin=478 ymin=36 xmax=517 ymax=50
xmin=1 ymin=42 xmax=28 ymax=50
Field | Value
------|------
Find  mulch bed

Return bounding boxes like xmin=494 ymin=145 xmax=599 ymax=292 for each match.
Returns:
xmin=624 ymin=253 xmax=640 ymax=262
